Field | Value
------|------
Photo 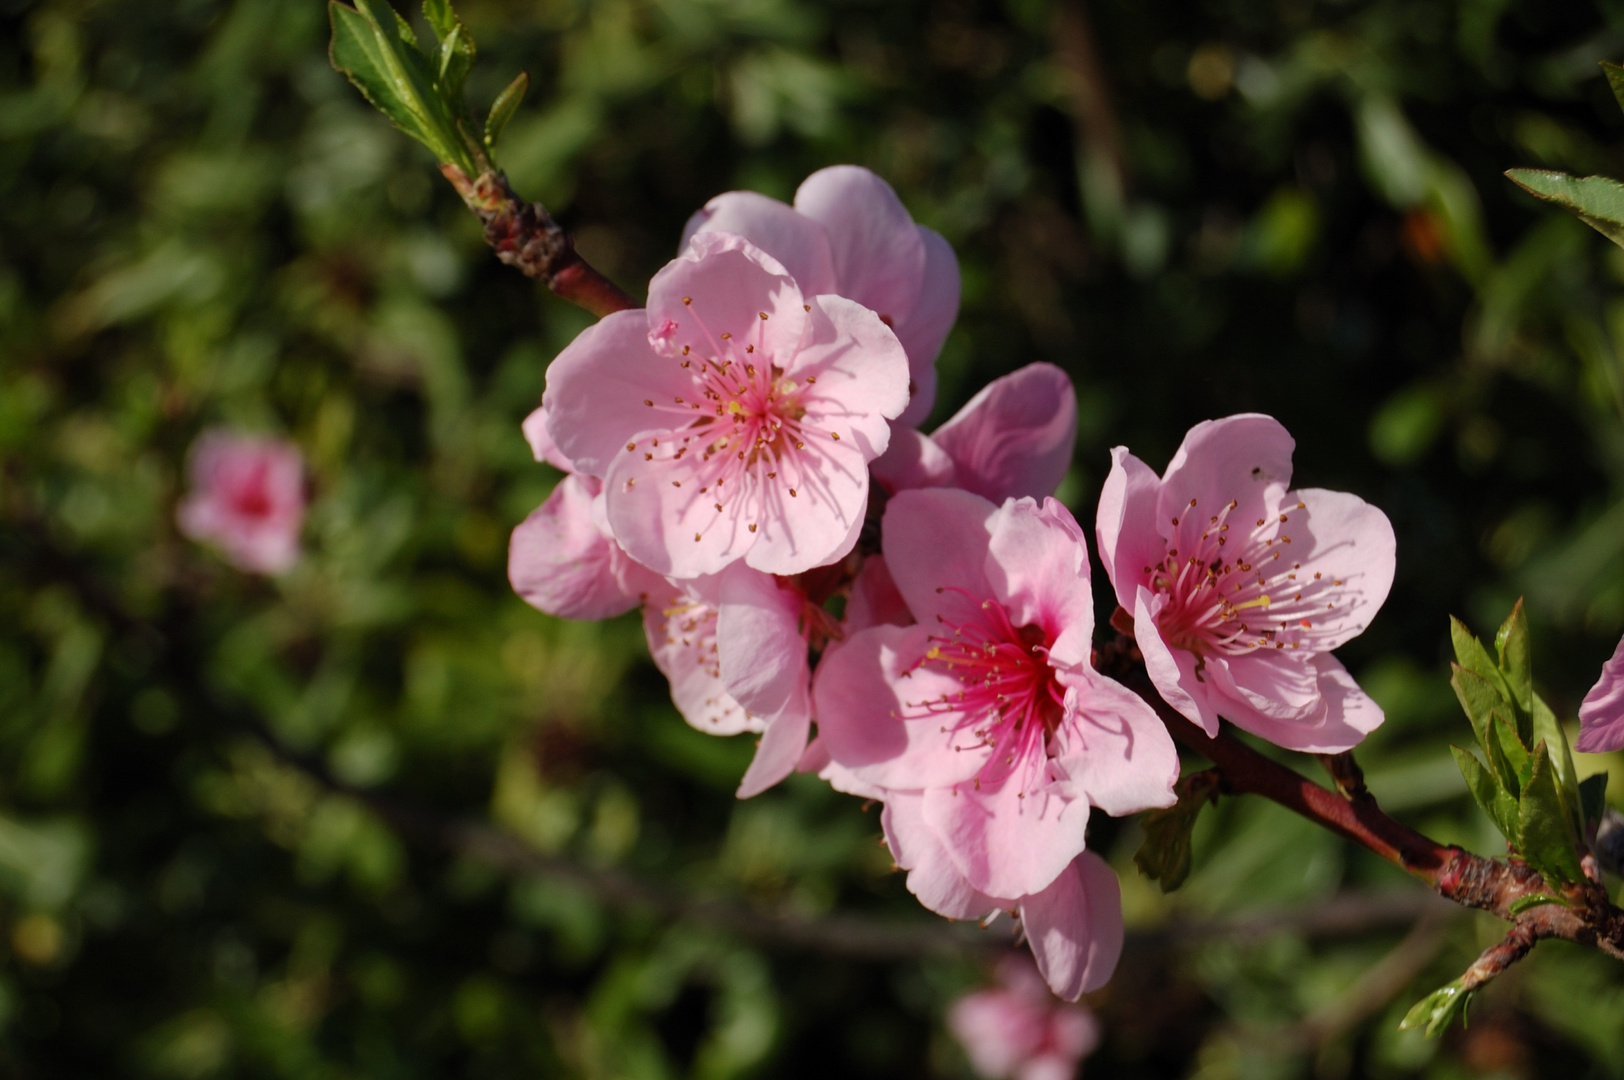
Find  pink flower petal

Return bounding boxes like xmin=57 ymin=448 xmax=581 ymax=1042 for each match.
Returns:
xmin=931 ymin=364 xmax=1077 ymax=503
xmin=984 ymin=497 xmax=1095 ymax=668
xmin=1216 ymin=654 xmax=1384 ymax=753
xmin=881 ymin=487 xmax=1001 ymax=627
xmin=176 ymin=430 xmax=305 ymax=575
xmin=1208 ymin=647 xmax=1322 ymax=723
xmin=1050 ymin=672 xmax=1180 ymax=816
xmin=813 ymin=624 xmax=989 ymax=790
xmin=737 ymin=707 xmax=812 ymax=798
xmin=845 ymin=554 xmax=912 ymax=633
xmin=643 ymin=580 xmax=759 ymax=736
xmin=793 ymin=166 xmax=926 ymax=331
xmin=921 ymin=774 xmax=1090 ymax=899
xmin=541 ymin=309 xmax=692 ymax=477
xmin=784 ymin=293 xmax=910 ymax=456
xmin=646 ymin=231 xmax=810 ymax=365
xmin=881 ymin=791 xmax=999 ymax=919
xmin=521 ymin=405 xmax=574 ymax=472
xmin=680 ymin=190 xmax=840 ymax=297
xmin=1156 ymin=413 xmax=1295 ymax=548
xmin=716 ymin=566 xmax=810 ymax=722
xmin=893 ymin=226 xmax=960 ymax=426
xmin=1132 ymin=587 xmax=1221 ymax=736
xmin=870 ymin=426 xmax=959 ymax=496
xmin=1018 ymin=851 xmax=1123 ymax=1000
xmin=1095 ymin=447 xmax=1164 ymax=605
xmin=1275 ymin=487 xmax=1397 ymax=652
xmin=603 ymin=434 xmax=759 ymax=577
xmin=948 ymin=990 xmax=1048 ymax=1078
xmin=508 ymin=475 xmax=642 ymax=620
xmin=1579 ymin=633 xmax=1624 ymax=753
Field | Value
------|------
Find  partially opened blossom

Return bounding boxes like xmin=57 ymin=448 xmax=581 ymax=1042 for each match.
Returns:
xmin=177 ymin=429 xmax=305 ymax=575
xmin=644 ymin=565 xmax=817 ymax=797
xmin=1577 ymin=634 xmax=1624 ymax=753
xmin=814 ymin=489 xmax=1177 ymax=996
xmin=949 ymin=956 xmax=1101 ymax=1080
xmin=544 ymin=231 xmax=910 ymax=579
xmin=509 ymin=407 xmax=661 ymax=621
xmin=1095 ymin=414 xmax=1396 ymax=753
xmin=872 ymin=362 xmax=1077 ymax=503
xmin=684 ymin=165 xmax=959 ymax=426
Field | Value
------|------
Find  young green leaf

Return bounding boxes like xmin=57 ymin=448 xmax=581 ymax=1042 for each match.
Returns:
xmin=1451 ymin=665 xmax=1506 ymax=748
xmin=1133 ymin=770 xmax=1220 ymax=893
xmin=1450 ymin=616 xmax=1513 ymax=702
xmin=1517 ymin=741 xmax=1584 ymax=886
xmin=1494 ymin=600 xmax=1533 ymax=719
xmin=423 ymin=0 xmax=456 ymax=40
xmin=1531 ymin=692 xmax=1581 ymax=833
xmin=1400 ymin=978 xmax=1474 ymax=1037
xmin=1604 ymin=61 xmax=1624 ymax=119
xmin=1491 ymin=711 xmax=1533 ymax=791
xmin=1508 ymin=893 xmax=1570 ymax=915
xmin=1453 ymin=745 xmax=1520 ymax=842
xmin=1505 ymin=169 xmax=1624 ymax=251
xmin=485 ymin=71 xmax=529 ymax=156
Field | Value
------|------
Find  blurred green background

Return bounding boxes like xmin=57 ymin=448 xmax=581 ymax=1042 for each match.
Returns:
xmin=8 ymin=0 xmax=1624 ymax=1076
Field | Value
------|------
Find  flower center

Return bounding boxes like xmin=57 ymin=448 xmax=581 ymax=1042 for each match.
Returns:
xmin=903 ymin=589 xmax=1065 ymax=791
xmin=1146 ymin=495 xmax=1340 ymax=658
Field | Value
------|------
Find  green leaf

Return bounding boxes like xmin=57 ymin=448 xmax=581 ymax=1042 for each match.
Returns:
xmin=1491 ymin=710 xmax=1533 ymax=792
xmin=1133 ymin=771 xmax=1220 ymax=893
xmin=485 ymin=71 xmax=528 ymax=155
xmin=1451 ymin=665 xmax=1506 ymax=749
xmin=1604 ymin=61 xmax=1624 ymax=118
xmin=422 ymin=0 xmax=474 ymax=101
xmin=1506 ymin=169 xmax=1624 ymax=251
xmin=1494 ymin=600 xmax=1534 ymax=719
xmin=1451 ymin=615 xmax=1500 ymax=683
xmin=1400 ymin=978 xmax=1474 ymax=1037
xmin=1517 ymin=741 xmax=1585 ymax=886
xmin=1508 ymin=893 xmax=1570 ymax=915
xmin=1532 ymin=692 xmax=1581 ymax=834
xmin=423 ymin=0 xmax=456 ymax=40
xmin=1453 ymin=745 xmax=1520 ymax=842
xmin=1579 ymin=773 xmax=1609 ymax=833
xmin=327 ymin=0 xmax=477 ymax=174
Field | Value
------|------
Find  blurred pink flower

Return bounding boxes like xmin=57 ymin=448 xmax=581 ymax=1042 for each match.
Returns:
xmin=871 ymin=362 xmax=1077 ymax=503
xmin=812 ymin=490 xmax=1176 ymax=996
xmin=683 ymin=165 xmax=960 ymax=426
xmin=1578 ymin=634 xmax=1624 ymax=753
xmin=949 ymin=956 xmax=1101 ymax=1080
xmin=176 ymin=429 xmax=305 ymax=575
xmin=1096 ymin=414 xmax=1396 ymax=753
xmin=544 ymin=231 xmax=910 ymax=579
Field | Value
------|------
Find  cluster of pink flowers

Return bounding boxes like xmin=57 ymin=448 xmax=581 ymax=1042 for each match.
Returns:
xmin=948 ymin=957 xmax=1100 ymax=1080
xmin=509 ymin=165 xmax=1399 ymax=999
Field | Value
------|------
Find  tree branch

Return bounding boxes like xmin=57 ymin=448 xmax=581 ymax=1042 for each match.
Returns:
xmin=440 ymin=165 xmax=638 ymax=318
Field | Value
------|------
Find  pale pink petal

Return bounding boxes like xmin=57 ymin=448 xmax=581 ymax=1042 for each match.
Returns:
xmin=784 ymin=293 xmax=910 ymax=458
xmin=921 ymin=774 xmax=1090 ymax=899
xmin=1217 ymin=654 xmax=1383 ymax=753
xmin=741 ymin=437 xmax=872 ymax=575
xmin=603 ymin=435 xmax=757 ymax=578
xmin=1208 ymin=648 xmax=1322 ymax=723
xmin=869 ymin=426 xmax=958 ymax=495
xmin=1046 ymin=1006 xmax=1101 ymax=1061
xmin=1095 ymin=447 xmax=1164 ymax=605
xmin=881 ymin=487 xmax=1001 ymax=627
xmin=1133 ymin=587 xmax=1221 ymax=737
xmin=645 ymin=231 xmax=810 ymax=364
xmin=948 ymin=991 xmax=1047 ymax=1078
xmin=541 ymin=309 xmax=693 ymax=476
xmin=680 ymin=191 xmax=840 ymax=297
xmin=1579 ymin=633 xmax=1624 ymax=753
xmin=1272 ymin=487 xmax=1397 ymax=653
xmin=815 ymin=754 xmax=890 ymax=802
xmin=930 ymin=364 xmax=1077 ymax=504
xmin=1016 ymin=1056 xmax=1081 ymax=1080
xmin=983 ymin=496 xmax=1095 ymax=667
xmin=882 ymin=791 xmax=1000 ymax=919
xmin=521 ymin=405 xmax=574 ymax=471
xmin=1049 ymin=672 xmax=1179 ymax=816
xmin=892 ymin=226 xmax=959 ymax=427
xmin=1156 ymin=414 xmax=1295 ymax=554
xmin=1018 ymin=851 xmax=1123 ymax=1000
xmin=813 ymin=624 xmax=988 ymax=789
xmin=716 ymin=566 xmax=810 ymax=721
xmin=508 ymin=476 xmax=640 ymax=620
xmin=845 ymin=554 xmax=912 ymax=633
xmin=793 ymin=166 xmax=926 ymax=328
xmin=643 ymin=580 xmax=760 ymax=736
xmin=737 ymin=707 xmax=812 ymax=798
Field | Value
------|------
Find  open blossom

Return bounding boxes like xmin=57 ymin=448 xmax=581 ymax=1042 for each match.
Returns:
xmin=872 ymin=362 xmax=1077 ymax=504
xmin=508 ymin=407 xmax=661 ymax=621
xmin=949 ymin=956 xmax=1101 ymax=1080
xmin=177 ymin=429 xmax=305 ymax=575
xmin=544 ymin=231 xmax=909 ymax=579
xmin=684 ymin=165 xmax=959 ymax=426
xmin=813 ymin=489 xmax=1177 ymax=996
xmin=1577 ymin=634 xmax=1624 ymax=753
xmin=644 ymin=565 xmax=820 ymax=797
xmin=1095 ymin=414 xmax=1396 ymax=753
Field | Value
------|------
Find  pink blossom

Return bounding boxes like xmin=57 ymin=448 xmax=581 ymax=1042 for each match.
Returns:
xmin=1578 ymin=634 xmax=1624 ymax=753
xmin=683 ymin=165 xmax=959 ymax=426
xmin=643 ymin=565 xmax=817 ymax=797
xmin=812 ymin=489 xmax=1176 ymax=995
xmin=949 ymin=956 xmax=1101 ymax=1080
xmin=176 ymin=429 xmax=305 ymax=575
xmin=872 ymin=362 xmax=1077 ymax=503
xmin=1095 ymin=414 xmax=1396 ymax=753
xmin=544 ymin=232 xmax=909 ymax=579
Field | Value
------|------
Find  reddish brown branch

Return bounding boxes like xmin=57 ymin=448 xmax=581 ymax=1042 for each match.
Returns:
xmin=440 ymin=165 xmax=638 ymax=318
